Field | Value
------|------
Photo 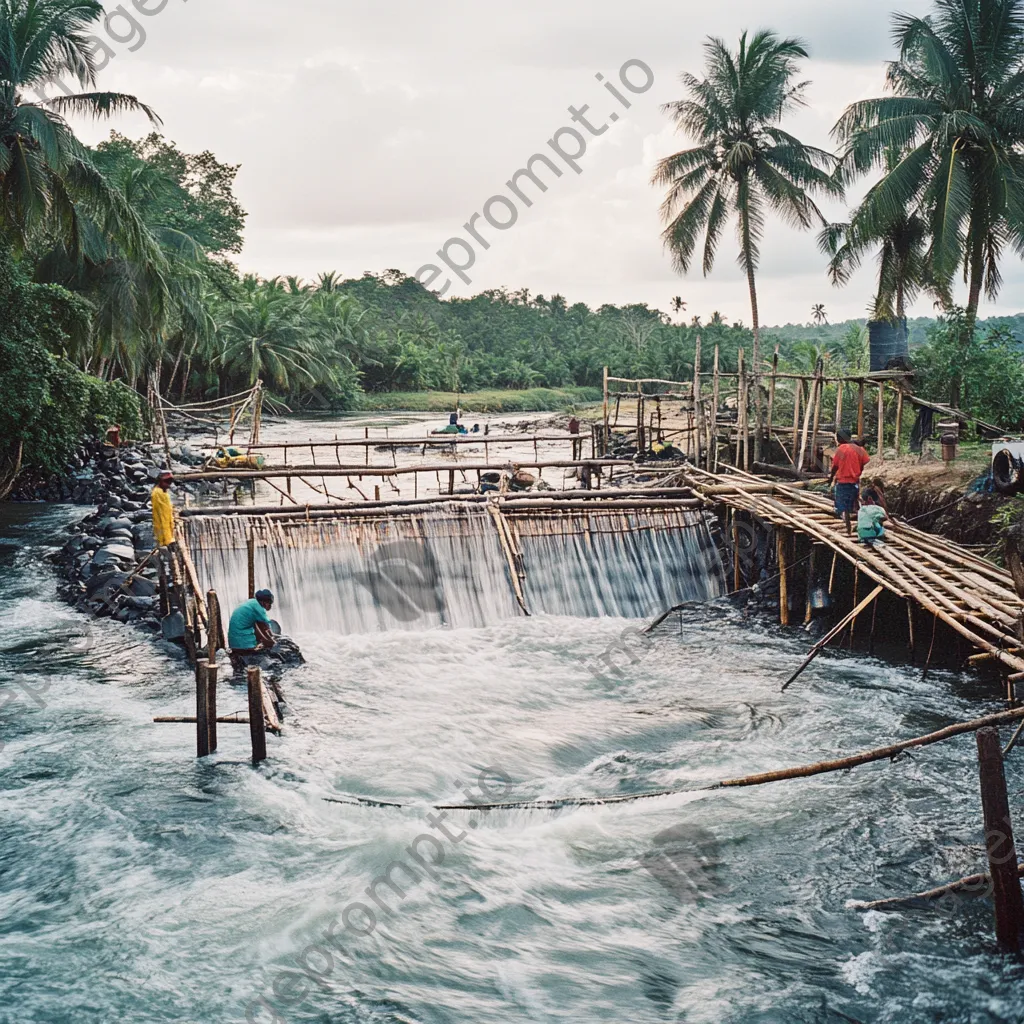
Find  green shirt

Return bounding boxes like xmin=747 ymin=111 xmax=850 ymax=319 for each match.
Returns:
xmin=228 ymin=598 xmax=271 ymax=649
xmin=857 ymin=505 xmax=886 ymax=540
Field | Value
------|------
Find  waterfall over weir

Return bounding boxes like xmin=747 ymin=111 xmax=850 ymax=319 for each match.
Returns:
xmin=182 ymin=505 xmax=726 ymax=635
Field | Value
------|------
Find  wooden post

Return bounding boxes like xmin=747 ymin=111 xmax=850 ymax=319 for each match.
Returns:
xmin=712 ymin=345 xmax=721 ymax=471
xmin=797 ymin=375 xmax=815 ymax=473
xmin=834 ymin=377 xmax=844 ymax=436
xmin=206 ymin=590 xmax=220 ymax=661
xmin=857 ymin=381 xmax=865 ymax=439
xmin=374 ymin=485 xmax=381 ymax=501
xmin=737 ymin=348 xmax=747 ymax=470
xmin=692 ymin=334 xmax=703 ymax=469
xmin=247 ymin=666 xmax=267 ymax=765
xmin=636 ymin=382 xmax=645 ymax=455
xmin=804 ymin=543 xmax=817 ymax=624
xmin=196 ymin=658 xmax=210 ymax=758
xmin=246 ymin=530 xmax=255 ymax=599
xmin=809 ymin=360 xmax=824 ymax=473
xmin=766 ymin=347 xmax=779 ymax=463
xmin=976 ymin=727 xmax=1024 ymax=949
xmin=789 ymin=379 xmax=802 ymax=466
xmin=602 ymin=366 xmax=610 ymax=456
xmin=206 ymin=661 xmax=218 ymax=753
xmin=158 ymin=559 xmax=170 ymax=618
xmin=895 ymin=388 xmax=904 ymax=455
xmin=877 ymin=383 xmax=886 ymax=460
xmin=732 ymin=512 xmax=742 ymax=591
xmin=777 ymin=529 xmax=790 ymax=626
xmin=448 ymin=469 xmax=455 ymax=495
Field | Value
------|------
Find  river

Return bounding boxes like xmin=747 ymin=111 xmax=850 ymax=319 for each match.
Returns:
xmin=2 ymin=416 xmax=1024 ymax=1023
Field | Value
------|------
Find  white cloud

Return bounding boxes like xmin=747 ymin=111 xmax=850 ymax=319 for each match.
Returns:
xmin=69 ymin=0 xmax=1020 ymax=324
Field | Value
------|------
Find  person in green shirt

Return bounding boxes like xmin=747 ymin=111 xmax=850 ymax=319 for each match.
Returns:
xmin=857 ymin=496 xmax=889 ymax=546
xmin=228 ymin=590 xmax=277 ymax=653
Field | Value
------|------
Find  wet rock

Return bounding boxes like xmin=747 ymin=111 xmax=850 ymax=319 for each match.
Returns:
xmin=92 ymin=543 xmax=134 ymax=568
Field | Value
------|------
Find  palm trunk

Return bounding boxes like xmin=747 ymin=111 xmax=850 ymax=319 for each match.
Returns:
xmin=741 ymin=204 xmax=763 ymax=461
xmin=953 ymin=230 xmax=985 ymax=408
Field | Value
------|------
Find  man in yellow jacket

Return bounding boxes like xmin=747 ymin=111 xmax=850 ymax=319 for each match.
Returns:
xmin=151 ymin=470 xmax=176 ymax=549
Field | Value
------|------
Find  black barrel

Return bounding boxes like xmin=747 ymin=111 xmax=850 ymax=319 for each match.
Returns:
xmin=868 ymin=319 xmax=909 ymax=371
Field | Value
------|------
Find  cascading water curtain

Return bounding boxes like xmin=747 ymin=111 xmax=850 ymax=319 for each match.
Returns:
xmin=510 ymin=508 xmax=726 ymax=618
xmin=182 ymin=506 xmax=726 ymax=636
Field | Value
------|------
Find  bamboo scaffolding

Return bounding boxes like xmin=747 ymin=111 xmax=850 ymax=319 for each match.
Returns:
xmin=177 ymin=458 xmax=630 ymax=484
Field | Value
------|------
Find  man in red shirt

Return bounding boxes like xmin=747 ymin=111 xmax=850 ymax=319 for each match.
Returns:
xmin=829 ymin=428 xmax=871 ymax=535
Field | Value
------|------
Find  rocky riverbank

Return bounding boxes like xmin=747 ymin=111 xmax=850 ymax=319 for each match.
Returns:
xmin=13 ymin=436 xmax=301 ymax=682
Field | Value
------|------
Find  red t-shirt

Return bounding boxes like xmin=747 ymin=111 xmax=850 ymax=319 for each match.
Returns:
xmin=832 ymin=443 xmax=870 ymax=484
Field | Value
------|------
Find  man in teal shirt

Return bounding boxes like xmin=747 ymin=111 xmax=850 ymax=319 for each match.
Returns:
xmin=228 ymin=590 xmax=276 ymax=653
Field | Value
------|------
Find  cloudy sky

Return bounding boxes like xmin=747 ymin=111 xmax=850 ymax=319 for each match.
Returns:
xmin=70 ymin=0 xmax=1023 ymax=324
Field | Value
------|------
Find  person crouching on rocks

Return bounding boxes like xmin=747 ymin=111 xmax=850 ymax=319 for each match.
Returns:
xmin=228 ymin=589 xmax=277 ymax=669
xmin=857 ymin=493 xmax=889 ymax=546
xmin=829 ymin=428 xmax=870 ymax=536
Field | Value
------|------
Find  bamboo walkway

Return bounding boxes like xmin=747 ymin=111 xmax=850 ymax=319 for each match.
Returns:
xmin=680 ymin=466 xmax=1024 ymax=681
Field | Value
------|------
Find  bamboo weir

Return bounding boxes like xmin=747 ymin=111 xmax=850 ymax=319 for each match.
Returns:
xmin=144 ymin=379 xmax=1024 ymax=949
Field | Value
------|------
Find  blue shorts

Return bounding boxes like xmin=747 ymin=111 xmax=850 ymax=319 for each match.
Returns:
xmin=834 ymin=482 xmax=859 ymax=513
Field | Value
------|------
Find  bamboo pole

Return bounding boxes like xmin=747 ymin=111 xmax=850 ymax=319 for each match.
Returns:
xmin=196 ymin=658 xmax=210 ymax=758
xmin=247 ymin=666 xmax=267 ymax=765
xmin=732 ymin=511 xmax=742 ymax=591
xmin=712 ymin=346 xmax=721 ymax=472
xmin=437 ymin=706 xmax=1024 ymax=810
xmin=777 ymin=529 xmax=790 ymax=626
xmin=791 ymin=379 xmax=803 ymax=466
xmin=488 ymin=505 xmax=530 ymax=614
xmin=782 ymin=586 xmax=885 ymax=690
xmin=804 ymin=542 xmax=817 ymax=624
xmin=719 ymin=707 xmax=1024 ymax=790
xmin=766 ymin=346 xmax=779 ymax=460
xmin=602 ymin=366 xmax=610 ymax=456
xmin=877 ymin=382 xmax=886 ymax=459
xmin=857 ymin=382 xmax=865 ymax=439
xmin=736 ymin=348 xmax=746 ymax=469
xmin=797 ymin=375 xmax=815 ymax=472
xmin=246 ymin=530 xmax=255 ymax=599
xmin=692 ymin=334 xmax=703 ymax=469
xmin=850 ymin=864 xmax=1024 ymax=911
xmin=809 ymin=360 xmax=824 ymax=473
xmin=206 ymin=661 xmax=218 ymax=753
xmin=895 ymin=388 xmax=904 ymax=455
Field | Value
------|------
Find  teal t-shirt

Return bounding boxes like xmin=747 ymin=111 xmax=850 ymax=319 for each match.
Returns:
xmin=228 ymin=598 xmax=271 ymax=649
xmin=857 ymin=505 xmax=886 ymax=540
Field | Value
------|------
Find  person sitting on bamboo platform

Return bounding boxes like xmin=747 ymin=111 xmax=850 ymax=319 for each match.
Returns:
xmin=228 ymin=590 xmax=277 ymax=659
xmin=151 ymin=471 xmax=176 ymax=550
xmin=857 ymin=494 xmax=889 ymax=546
xmin=829 ymin=428 xmax=870 ymax=536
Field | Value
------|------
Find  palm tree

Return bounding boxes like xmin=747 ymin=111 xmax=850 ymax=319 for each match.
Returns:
xmin=219 ymin=290 xmax=328 ymax=390
xmin=0 ymin=0 xmax=159 ymax=246
xmin=833 ymin=0 xmax=1024 ymax=329
xmin=670 ymin=295 xmax=687 ymax=320
xmin=811 ymin=303 xmax=828 ymax=325
xmin=819 ymin=181 xmax=932 ymax=321
xmin=654 ymin=30 xmax=840 ymax=455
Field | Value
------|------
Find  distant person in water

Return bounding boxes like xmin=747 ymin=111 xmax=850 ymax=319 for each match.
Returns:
xmin=857 ymin=493 xmax=889 ymax=545
xmin=228 ymin=590 xmax=277 ymax=656
xmin=829 ymin=428 xmax=870 ymax=536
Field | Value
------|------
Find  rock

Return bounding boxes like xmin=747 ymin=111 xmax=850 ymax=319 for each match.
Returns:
xmin=103 ymin=517 xmax=133 ymax=536
xmin=123 ymin=595 xmax=158 ymax=612
xmin=92 ymin=543 xmax=135 ymax=567
xmin=81 ymin=535 xmax=102 ymax=551
xmin=146 ymin=466 xmax=164 ymax=480
xmin=127 ymin=576 xmax=157 ymax=597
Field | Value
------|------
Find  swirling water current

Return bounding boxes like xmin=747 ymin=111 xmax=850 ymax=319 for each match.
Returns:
xmin=3 ymin=502 xmax=1024 ymax=1024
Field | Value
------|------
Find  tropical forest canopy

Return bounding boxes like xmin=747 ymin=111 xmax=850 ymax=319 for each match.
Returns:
xmin=5 ymin=0 xmax=1024 ymax=484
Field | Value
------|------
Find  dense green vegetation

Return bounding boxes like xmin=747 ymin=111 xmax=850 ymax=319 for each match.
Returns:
xmin=5 ymin=0 xmax=1024 ymax=492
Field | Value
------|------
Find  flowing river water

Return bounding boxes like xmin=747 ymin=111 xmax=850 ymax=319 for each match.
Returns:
xmin=3 ymin=414 xmax=1024 ymax=1023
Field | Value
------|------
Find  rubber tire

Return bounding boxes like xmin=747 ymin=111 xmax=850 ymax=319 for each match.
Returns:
xmin=992 ymin=449 xmax=1022 ymax=495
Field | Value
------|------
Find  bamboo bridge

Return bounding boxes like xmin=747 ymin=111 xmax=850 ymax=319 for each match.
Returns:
xmin=678 ymin=464 xmax=1024 ymax=691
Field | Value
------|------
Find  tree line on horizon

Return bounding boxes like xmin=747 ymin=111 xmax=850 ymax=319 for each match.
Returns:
xmin=4 ymin=0 xmax=1024 ymax=485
